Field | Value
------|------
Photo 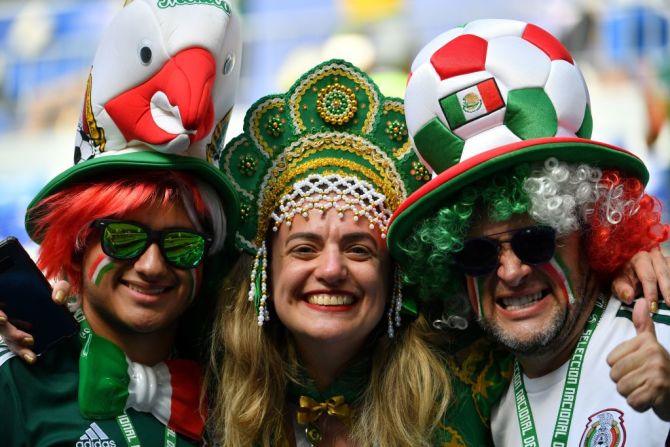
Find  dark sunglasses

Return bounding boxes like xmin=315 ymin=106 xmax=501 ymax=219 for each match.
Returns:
xmin=91 ymin=219 xmax=212 ymax=269
xmin=453 ymin=225 xmax=556 ymax=277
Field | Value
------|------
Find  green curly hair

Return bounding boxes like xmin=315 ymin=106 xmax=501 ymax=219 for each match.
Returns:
xmin=400 ymin=164 xmax=532 ymax=309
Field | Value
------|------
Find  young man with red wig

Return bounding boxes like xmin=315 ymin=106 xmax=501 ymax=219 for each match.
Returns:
xmin=0 ymin=165 xmax=236 ymax=446
xmin=0 ymin=0 xmax=243 ymax=444
xmin=388 ymin=19 xmax=670 ymax=446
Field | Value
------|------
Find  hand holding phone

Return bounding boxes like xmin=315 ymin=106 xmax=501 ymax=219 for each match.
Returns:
xmin=0 ymin=237 xmax=77 ymax=355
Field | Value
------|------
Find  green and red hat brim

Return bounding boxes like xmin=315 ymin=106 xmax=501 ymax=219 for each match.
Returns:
xmin=387 ymin=136 xmax=648 ymax=266
xmin=25 ymin=151 xmax=240 ymax=248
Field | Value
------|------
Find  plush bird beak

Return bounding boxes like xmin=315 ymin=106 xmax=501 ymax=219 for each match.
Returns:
xmin=104 ymin=47 xmax=217 ymax=154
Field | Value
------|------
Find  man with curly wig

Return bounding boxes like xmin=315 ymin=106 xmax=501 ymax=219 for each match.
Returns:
xmin=388 ymin=19 xmax=670 ymax=446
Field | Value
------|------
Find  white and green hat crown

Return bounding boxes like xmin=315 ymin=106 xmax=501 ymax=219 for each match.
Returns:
xmin=405 ymin=18 xmax=597 ymax=171
xmin=388 ymin=19 xmax=648 ymax=264
xmin=26 ymin=0 xmax=242 ymax=243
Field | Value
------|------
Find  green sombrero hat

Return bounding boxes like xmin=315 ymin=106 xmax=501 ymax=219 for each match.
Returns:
xmin=26 ymin=150 xmax=239 ymax=247
xmin=387 ymin=19 xmax=648 ymax=266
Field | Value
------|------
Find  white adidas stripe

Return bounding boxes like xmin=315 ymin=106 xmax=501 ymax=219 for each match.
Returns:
xmin=81 ymin=422 xmax=109 ymax=440
xmin=76 ymin=422 xmax=117 ymax=447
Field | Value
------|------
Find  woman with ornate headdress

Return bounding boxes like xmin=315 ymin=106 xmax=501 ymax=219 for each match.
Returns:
xmin=206 ymin=59 xmax=458 ymax=446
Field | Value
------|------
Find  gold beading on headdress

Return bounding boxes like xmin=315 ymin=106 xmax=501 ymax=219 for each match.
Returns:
xmin=271 ymin=173 xmax=392 ymax=238
xmin=220 ymin=59 xmax=431 ymax=333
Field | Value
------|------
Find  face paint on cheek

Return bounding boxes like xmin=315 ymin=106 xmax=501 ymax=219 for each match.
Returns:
xmin=89 ymin=254 xmax=116 ymax=286
xmin=466 ymin=275 xmax=487 ymax=318
xmin=538 ymin=257 xmax=576 ymax=305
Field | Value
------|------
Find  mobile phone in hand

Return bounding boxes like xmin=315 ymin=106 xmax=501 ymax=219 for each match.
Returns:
xmin=0 ymin=237 xmax=77 ymax=354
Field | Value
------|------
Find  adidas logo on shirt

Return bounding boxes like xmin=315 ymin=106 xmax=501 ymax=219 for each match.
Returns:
xmin=76 ymin=422 xmax=117 ymax=447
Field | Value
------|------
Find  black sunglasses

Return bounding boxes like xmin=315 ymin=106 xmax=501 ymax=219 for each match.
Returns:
xmin=453 ymin=225 xmax=556 ymax=277
xmin=91 ymin=219 xmax=212 ymax=269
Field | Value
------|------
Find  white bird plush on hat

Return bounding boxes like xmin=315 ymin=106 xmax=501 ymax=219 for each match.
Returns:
xmin=75 ymin=0 xmax=241 ymax=164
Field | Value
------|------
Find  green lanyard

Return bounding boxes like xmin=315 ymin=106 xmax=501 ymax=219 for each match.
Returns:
xmin=513 ymin=296 xmax=606 ymax=447
xmin=117 ymin=412 xmax=177 ymax=447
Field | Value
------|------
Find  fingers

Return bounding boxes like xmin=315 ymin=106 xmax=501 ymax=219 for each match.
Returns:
xmin=7 ymin=345 xmax=37 ymax=365
xmin=607 ymin=305 xmax=656 ymax=367
xmin=648 ymin=246 xmax=670 ymax=310
xmin=608 ymin=338 xmax=635 ymax=367
xmin=611 ymin=277 xmax=636 ymax=304
xmin=0 ymin=317 xmax=37 ymax=364
xmin=609 ymin=344 xmax=642 ymax=380
xmin=613 ymin=349 xmax=670 ymax=420
xmin=631 ymin=250 xmax=659 ymax=305
xmin=608 ymin=308 xmax=670 ymax=421
xmin=663 ymin=254 xmax=670 ymax=307
xmin=613 ymin=369 xmax=647 ymax=407
xmin=619 ymin=376 xmax=654 ymax=413
xmin=633 ymin=298 xmax=657 ymax=337
xmin=52 ymin=280 xmax=71 ymax=305
xmin=611 ymin=261 xmax=638 ymax=304
xmin=615 ymin=247 xmax=670 ymax=311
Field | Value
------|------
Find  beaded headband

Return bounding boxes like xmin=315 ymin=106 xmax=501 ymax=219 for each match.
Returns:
xmin=220 ymin=59 xmax=430 ymax=334
xmin=270 ymin=173 xmax=391 ymax=235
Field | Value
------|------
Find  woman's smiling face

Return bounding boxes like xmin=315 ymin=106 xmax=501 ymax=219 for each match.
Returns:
xmin=270 ymin=207 xmax=390 ymax=353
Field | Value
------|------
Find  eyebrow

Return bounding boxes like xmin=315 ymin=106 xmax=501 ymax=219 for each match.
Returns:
xmin=283 ymin=231 xmax=379 ymax=247
xmin=340 ymin=232 xmax=379 ymax=246
xmin=284 ymin=232 xmax=322 ymax=245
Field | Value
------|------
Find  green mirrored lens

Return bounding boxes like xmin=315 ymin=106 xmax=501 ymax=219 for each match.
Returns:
xmin=162 ymin=231 xmax=206 ymax=268
xmin=103 ymin=223 xmax=148 ymax=259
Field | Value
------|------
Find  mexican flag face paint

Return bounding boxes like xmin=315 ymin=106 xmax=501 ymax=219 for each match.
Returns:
xmin=89 ymin=253 xmax=116 ymax=286
xmin=466 ymin=275 xmax=487 ymax=319
xmin=537 ymin=257 xmax=576 ymax=305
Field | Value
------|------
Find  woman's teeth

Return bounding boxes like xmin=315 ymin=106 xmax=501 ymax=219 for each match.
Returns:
xmin=501 ymin=291 xmax=544 ymax=310
xmin=307 ymin=294 xmax=354 ymax=306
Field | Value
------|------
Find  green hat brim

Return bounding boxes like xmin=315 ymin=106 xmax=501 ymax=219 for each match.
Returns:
xmin=387 ymin=137 xmax=648 ymax=266
xmin=25 ymin=151 xmax=240 ymax=248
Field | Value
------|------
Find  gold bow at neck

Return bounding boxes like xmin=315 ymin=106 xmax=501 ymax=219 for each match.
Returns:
xmin=296 ymin=395 xmax=351 ymax=425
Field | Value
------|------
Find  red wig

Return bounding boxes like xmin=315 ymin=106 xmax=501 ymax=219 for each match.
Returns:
xmin=29 ymin=170 xmax=208 ymax=293
xmin=586 ymin=169 xmax=669 ymax=277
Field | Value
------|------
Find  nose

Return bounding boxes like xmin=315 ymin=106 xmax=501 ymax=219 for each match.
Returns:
xmin=133 ymin=243 xmax=170 ymax=278
xmin=496 ymin=243 xmax=531 ymax=286
xmin=314 ymin=246 xmax=347 ymax=285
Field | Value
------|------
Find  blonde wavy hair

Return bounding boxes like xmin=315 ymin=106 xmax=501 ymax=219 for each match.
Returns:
xmin=206 ymin=253 xmax=451 ymax=446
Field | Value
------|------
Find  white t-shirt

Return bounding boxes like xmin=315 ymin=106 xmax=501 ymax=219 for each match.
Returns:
xmin=492 ymin=297 xmax=670 ymax=446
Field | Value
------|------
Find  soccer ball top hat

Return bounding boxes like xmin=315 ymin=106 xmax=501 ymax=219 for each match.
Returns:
xmin=387 ymin=19 xmax=648 ymax=264
xmin=26 ymin=0 xmax=242 ymax=244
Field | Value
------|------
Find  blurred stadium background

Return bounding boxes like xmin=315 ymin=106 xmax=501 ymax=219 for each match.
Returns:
xmin=1 ymin=0 xmax=669 ymax=255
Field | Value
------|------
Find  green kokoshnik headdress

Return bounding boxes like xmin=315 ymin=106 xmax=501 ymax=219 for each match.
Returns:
xmin=220 ymin=59 xmax=430 ymax=335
